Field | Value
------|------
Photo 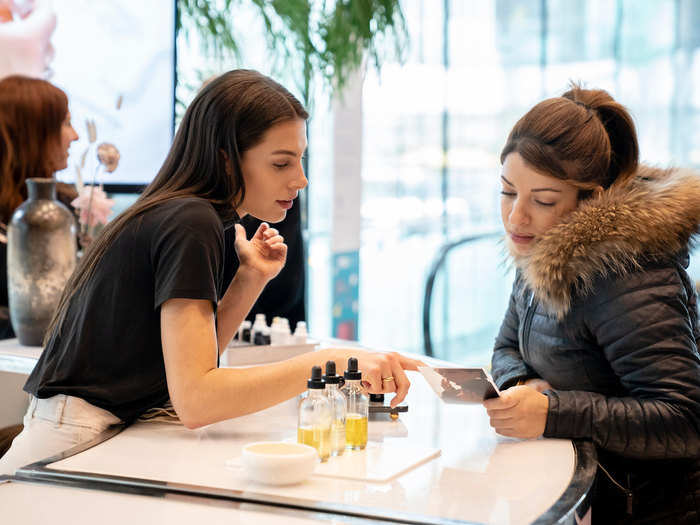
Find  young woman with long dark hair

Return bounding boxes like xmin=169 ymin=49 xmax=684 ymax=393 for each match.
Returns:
xmin=485 ymin=85 xmax=700 ymax=523
xmin=0 ymin=70 xmax=420 ymax=474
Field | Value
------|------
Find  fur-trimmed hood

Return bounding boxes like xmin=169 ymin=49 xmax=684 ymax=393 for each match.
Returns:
xmin=510 ymin=165 xmax=700 ymax=318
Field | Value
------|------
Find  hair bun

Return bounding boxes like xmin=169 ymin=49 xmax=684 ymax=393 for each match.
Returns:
xmin=563 ymin=84 xmax=639 ymax=187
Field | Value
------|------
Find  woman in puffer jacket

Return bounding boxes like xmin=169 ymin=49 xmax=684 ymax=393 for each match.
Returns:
xmin=486 ymin=84 xmax=700 ymax=524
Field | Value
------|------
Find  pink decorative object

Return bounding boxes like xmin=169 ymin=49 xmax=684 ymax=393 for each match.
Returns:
xmin=71 ymin=185 xmax=114 ymax=227
xmin=96 ymin=142 xmax=120 ymax=172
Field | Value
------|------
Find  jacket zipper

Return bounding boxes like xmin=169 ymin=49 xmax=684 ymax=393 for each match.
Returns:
xmin=596 ymin=462 xmax=635 ymax=516
xmin=521 ymin=290 xmax=536 ymax=360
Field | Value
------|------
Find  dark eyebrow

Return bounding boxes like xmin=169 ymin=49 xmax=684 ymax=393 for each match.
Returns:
xmin=270 ymin=149 xmax=300 ymax=156
xmin=500 ymin=175 xmax=562 ymax=193
xmin=531 ymin=188 xmax=562 ymax=193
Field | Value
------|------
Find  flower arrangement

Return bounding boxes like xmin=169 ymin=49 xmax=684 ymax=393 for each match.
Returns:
xmin=71 ymin=184 xmax=114 ymax=229
xmin=70 ymin=97 xmax=121 ymax=244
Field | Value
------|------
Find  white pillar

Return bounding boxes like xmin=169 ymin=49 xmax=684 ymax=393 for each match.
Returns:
xmin=331 ymin=69 xmax=363 ymax=339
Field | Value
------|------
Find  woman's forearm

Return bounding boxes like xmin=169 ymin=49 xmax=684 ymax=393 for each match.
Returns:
xmin=216 ymin=266 xmax=269 ymax=353
xmin=162 ymin=298 xmax=420 ymax=428
xmin=544 ymin=388 xmax=700 ymax=459
xmin=174 ymin=347 xmax=351 ymax=428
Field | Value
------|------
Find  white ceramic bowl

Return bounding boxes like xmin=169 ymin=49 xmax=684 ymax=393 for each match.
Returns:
xmin=241 ymin=441 xmax=318 ymax=485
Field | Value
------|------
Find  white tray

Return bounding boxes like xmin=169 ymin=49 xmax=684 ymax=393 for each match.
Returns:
xmin=221 ymin=340 xmax=318 ymax=366
xmin=313 ymin=441 xmax=441 ymax=482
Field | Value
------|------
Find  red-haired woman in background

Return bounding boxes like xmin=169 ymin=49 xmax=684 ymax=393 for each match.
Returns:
xmin=0 ymin=75 xmax=79 ymax=339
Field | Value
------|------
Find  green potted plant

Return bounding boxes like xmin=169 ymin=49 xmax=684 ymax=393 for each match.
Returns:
xmin=176 ymin=0 xmax=408 ymax=106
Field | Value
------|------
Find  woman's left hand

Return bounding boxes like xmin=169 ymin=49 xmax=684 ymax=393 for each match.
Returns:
xmin=234 ymin=222 xmax=287 ymax=282
xmin=483 ymin=386 xmax=549 ymax=438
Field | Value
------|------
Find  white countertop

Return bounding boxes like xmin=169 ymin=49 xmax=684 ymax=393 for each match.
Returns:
xmin=0 ymin=478 xmax=354 ymax=525
xmin=43 ymin=372 xmax=575 ymax=524
xmin=0 ymin=338 xmax=43 ymax=375
xmin=0 ymin=338 xmax=587 ymax=523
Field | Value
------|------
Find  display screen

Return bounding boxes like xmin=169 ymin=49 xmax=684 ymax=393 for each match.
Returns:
xmin=40 ymin=0 xmax=175 ymax=188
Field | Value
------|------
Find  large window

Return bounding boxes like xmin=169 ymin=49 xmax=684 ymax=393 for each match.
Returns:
xmin=177 ymin=1 xmax=700 ymax=362
xmin=358 ymin=0 xmax=700 ymax=362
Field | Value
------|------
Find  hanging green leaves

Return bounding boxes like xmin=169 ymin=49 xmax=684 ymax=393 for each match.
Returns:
xmin=177 ymin=0 xmax=407 ymax=102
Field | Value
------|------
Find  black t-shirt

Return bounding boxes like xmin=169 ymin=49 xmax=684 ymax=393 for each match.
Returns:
xmin=24 ymin=197 xmax=225 ymax=423
xmin=223 ymin=204 xmax=306 ymax=328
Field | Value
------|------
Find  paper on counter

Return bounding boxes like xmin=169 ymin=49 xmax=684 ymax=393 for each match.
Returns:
xmin=313 ymin=441 xmax=440 ymax=482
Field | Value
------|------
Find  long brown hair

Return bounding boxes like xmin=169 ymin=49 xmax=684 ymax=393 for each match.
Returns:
xmin=0 ymin=75 xmax=68 ymax=223
xmin=501 ymin=83 xmax=639 ymax=192
xmin=45 ymin=69 xmax=308 ymax=343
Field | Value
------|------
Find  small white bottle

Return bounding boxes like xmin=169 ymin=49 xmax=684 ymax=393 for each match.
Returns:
xmin=261 ymin=325 xmax=271 ymax=345
xmin=293 ymin=321 xmax=308 ymax=344
xmin=251 ymin=313 xmax=267 ymax=345
xmin=280 ymin=317 xmax=292 ymax=344
xmin=237 ymin=320 xmax=252 ymax=343
xmin=270 ymin=317 xmax=292 ymax=345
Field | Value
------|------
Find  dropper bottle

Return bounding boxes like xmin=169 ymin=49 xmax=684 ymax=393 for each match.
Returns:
xmin=341 ymin=357 xmax=368 ymax=450
xmin=297 ymin=366 xmax=331 ymax=461
xmin=323 ymin=361 xmax=346 ymax=456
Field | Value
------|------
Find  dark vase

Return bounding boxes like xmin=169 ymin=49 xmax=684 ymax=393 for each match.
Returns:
xmin=7 ymin=178 xmax=77 ymax=346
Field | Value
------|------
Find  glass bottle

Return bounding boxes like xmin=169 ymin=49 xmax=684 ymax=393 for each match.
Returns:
xmin=297 ymin=366 xmax=331 ymax=461
xmin=341 ymin=357 xmax=368 ymax=450
xmin=323 ymin=360 xmax=346 ymax=456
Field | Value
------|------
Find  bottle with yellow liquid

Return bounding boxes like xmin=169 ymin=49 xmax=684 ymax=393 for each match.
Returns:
xmin=297 ymin=366 xmax=332 ymax=461
xmin=323 ymin=360 xmax=346 ymax=456
xmin=341 ymin=357 xmax=368 ymax=450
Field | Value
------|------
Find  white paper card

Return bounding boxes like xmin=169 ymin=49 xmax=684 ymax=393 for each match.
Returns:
xmin=418 ymin=366 xmax=500 ymax=404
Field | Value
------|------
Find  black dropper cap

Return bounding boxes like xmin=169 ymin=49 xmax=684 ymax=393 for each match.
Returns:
xmin=369 ymin=393 xmax=385 ymax=403
xmin=307 ymin=366 xmax=325 ymax=389
xmin=344 ymin=357 xmax=362 ymax=380
xmin=323 ymin=361 xmax=342 ymax=384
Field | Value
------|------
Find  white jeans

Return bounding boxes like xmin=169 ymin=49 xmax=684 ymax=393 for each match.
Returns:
xmin=0 ymin=395 xmax=121 ymax=475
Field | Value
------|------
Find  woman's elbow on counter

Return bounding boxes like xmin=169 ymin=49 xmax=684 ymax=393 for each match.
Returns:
xmin=169 ymin=396 xmax=211 ymax=430
xmin=180 ymin=415 xmax=206 ymax=430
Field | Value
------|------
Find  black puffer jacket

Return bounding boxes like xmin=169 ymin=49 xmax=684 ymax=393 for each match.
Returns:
xmin=491 ymin=166 xmax=700 ymax=524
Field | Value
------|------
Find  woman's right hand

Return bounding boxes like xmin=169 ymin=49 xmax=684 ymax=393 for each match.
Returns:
xmin=337 ymin=349 xmax=425 ymax=407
